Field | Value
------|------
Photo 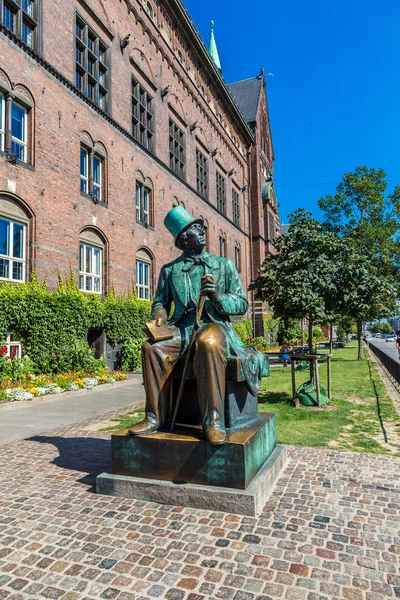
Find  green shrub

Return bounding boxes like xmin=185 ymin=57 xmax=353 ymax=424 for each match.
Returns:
xmin=0 ymin=273 xmax=151 ymax=376
xmin=120 ymin=337 xmax=145 ymax=371
xmin=233 ymin=317 xmax=253 ymax=343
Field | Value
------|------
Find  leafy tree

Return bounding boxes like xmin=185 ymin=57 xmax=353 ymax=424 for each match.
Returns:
xmin=254 ymin=210 xmax=345 ymax=379
xmin=369 ymin=321 xmax=392 ymax=334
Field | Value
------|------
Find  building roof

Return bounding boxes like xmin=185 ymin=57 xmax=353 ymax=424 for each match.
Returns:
xmin=208 ymin=21 xmax=222 ymax=72
xmin=227 ymin=77 xmax=263 ymax=124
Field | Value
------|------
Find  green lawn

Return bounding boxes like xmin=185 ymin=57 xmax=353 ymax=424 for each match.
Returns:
xmin=104 ymin=344 xmax=400 ymax=455
xmin=259 ymin=344 xmax=400 ymax=454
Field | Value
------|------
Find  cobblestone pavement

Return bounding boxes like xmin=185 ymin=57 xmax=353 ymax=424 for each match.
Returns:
xmin=0 ymin=411 xmax=399 ymax=600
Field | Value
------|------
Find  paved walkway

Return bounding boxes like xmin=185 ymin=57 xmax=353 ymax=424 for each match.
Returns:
xmin=0 ymin=407 xmax=399 ymax=600
xmin=0 ymin=377 xmax=144 ymax=446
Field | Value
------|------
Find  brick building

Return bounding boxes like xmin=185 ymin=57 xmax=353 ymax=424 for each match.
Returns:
xmin=0 ymin=0 xmax=277 ymax=337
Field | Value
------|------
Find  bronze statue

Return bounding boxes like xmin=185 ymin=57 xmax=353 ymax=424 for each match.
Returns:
xmin=129 ymin=207 xmax=267 ymax=445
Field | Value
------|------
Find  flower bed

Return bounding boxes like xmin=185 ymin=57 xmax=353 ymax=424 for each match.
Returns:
xmin=1 ymin=368 xmax=127 ymax=403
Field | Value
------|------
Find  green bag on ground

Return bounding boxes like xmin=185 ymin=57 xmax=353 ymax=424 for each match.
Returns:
xmin=297 ymin=381 xmax=330 ymax=406
xmin=295 ymin=361 xmax=309 ymax=372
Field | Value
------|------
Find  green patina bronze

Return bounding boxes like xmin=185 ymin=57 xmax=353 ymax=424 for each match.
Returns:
xmin=112 ymin=413 xmax=276 ymax=490
xmin=122 ymin=206 xmax=275 ymax=489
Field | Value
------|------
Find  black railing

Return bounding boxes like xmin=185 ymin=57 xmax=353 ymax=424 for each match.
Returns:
xmin=367 ymin=341 xmax=400 ymax=391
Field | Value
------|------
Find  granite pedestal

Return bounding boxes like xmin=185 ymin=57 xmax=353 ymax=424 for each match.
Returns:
xmin=97 ymin=413 xmax=286 ymax=515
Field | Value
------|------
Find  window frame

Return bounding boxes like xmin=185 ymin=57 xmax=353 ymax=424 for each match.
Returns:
xmin=80 ymin=144 xmax=105 ymax=203
xmin=216 ymin=171 xmax=226 ymax=215
xmin=131 ymin=77 xmax=154 ymax=152
xmin=11 ymin=100 xmax=28 ymax=162
xmin=79 ymin=241 xmax=102 ymax=294
xmin=2 ymin=0 xmax=39 ymax=51
xmin=169 ymin=118 xmax=186 ymax=179
xmin=136 ymin=258 xmax=151 ymax=300
xmin=0 ymin=215 xmax=26 ymax=283
xmin=196 ymin=148 xmax=208 ymax=199
xmin=75 ymin=13 xmax=109 ymax=112
xmin=136 ymin=181 xmax=151 ymax=226
xmin=0 ymin=93 xmax=5 ymax=152
xmin=0 ymin=333 xmax=22 ymax=359
xmin=232 ymin=188 xmax=240 ymax=227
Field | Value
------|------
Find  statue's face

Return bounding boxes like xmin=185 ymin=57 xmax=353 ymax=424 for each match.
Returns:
xmin=181 ymin=222 xmax=206 ymax=251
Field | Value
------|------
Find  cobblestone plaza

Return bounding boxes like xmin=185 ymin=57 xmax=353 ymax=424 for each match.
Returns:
xmin=0 ymin=409 xmax=399 ymax=600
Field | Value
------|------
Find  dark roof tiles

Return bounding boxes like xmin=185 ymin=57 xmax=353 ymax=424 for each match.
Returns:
xmin=227 ymin=77 xmax=263 ymax=124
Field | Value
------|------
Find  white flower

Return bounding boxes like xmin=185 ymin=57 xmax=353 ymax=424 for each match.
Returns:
xmin=65 ymin=382 xmax=79 ymax=391
xmin=5 ymin=388 xmax=34 ymax=402
xmin=82 ymin=377 xmax=98 ymax=388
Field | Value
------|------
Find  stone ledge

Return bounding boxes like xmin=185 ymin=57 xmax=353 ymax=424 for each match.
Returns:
xmin=96 ymin=444 xmax=287 ymax=516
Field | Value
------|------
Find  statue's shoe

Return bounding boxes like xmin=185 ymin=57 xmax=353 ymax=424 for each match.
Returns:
xmin=128 ymin=417 xmax=159 ymax=436
xmin=204 ymin=424 xmax=227 ymax=446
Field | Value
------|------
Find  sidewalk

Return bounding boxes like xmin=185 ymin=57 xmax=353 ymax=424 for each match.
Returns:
xmin=0 ymin=408 xmax=399 ymax=600
xmin=0 ymin=376 xmax=144 ymax=446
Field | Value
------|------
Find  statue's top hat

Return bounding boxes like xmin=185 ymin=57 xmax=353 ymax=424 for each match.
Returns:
xmin=164 ymin=206 xmax=203 ymax=247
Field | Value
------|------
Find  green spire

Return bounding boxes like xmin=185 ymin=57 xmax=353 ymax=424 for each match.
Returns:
xmin=208 ymin=20 xmax=222 ymax=73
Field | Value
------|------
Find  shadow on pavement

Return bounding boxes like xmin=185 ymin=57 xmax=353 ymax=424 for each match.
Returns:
xmin=27 ymin=435 xmax=111 ymax=492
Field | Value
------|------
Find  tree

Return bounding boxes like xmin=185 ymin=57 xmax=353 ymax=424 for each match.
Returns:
xmin=369 ymin=322 xmax=392 ymax=335
xmin=254 ymin=210 xmax=344 ymax=377
xmin=333 ymin=250 xmax=396 ymax=358
xmin=318 ymin=166 xmax=400 ymax=277
xmin=318 ymin=166 xmax=400 ymax=357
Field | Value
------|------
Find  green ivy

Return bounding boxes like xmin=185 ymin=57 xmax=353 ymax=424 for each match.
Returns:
xmin=0 ymin=273 xmax=151 ymax=373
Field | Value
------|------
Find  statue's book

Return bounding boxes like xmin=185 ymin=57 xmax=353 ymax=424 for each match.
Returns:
xmin=145 ymin=322 xmax=174 ymax=342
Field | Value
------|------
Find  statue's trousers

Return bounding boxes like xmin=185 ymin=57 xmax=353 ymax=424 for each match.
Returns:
xmin=141 ymin=323 xmax=228 ymax=427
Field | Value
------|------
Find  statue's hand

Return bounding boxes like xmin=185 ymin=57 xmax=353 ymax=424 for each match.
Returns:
xmin=155 ymin=317 xmax=165 ymax=327
xmin=200 ymin=277 xmax=219 ymax=302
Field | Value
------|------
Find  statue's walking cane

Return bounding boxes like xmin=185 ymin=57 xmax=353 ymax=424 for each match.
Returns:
xmin=170 ymin=274 xmax=213 ymax=430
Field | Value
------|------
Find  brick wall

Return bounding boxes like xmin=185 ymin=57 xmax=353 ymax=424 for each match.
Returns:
xmin=0 ymin=0 xmax=253 ymax=299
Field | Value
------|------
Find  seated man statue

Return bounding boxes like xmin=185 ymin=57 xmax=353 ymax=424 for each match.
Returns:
xmin=129 ymin=206 xmax=267 ymax=445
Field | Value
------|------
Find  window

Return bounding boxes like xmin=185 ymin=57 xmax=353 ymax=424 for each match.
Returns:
xmin=132 ymin=78 xmax=154 ymax=152
xmin=196 ymin=148 xmax=208 ymax=199
xmin=2 ymin=0 xmax=39 ymax=50
xmin=80 ymin=145 xmax=104 ymax=202
xmin=0 ymin=217 xmax=25 ymax=282
xmin=219 ymin=232 xmax=226 ymax=258
xmin=216 ymin=172 xmax=226 ymax=215
xmin=136 ymin=260 xmax=150 ymax=299
xmin=11 ymin=103 xmax=27 ymax=161
xmin=0 ymin=333 xmax=22 ymax=358
xmin=169 ymin=119 xmax=185 ymax=179
xmin=145 ymin=1 xmax=154 ymax=19
xmin=75 ymin=15 xmax=108 ymax=111
xmin=79 ymin=242 xmax=102 ymax=293
xmin=268 ymin=212 xmax=275 ymax=241
xmin=136 ymin=249 xmax=152 ymax=300
xmin=235 ymin=244 xmax=241 ymax=272
xmin=232 ymin=189 xmax=240 ymax=227
xmin=0 ymin=94 xmax=30 ymax=163
xmin=0 ymin=94 xmax=4 ymax=152
xmin=136 ymin=182 xmax=151 ymax=225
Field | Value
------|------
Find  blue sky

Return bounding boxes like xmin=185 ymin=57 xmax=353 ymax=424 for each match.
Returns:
xmin=184 ymin=0 xmax=400 ymax=223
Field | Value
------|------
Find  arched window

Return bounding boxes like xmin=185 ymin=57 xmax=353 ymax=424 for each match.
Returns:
xmin=0 ymin=193 xmax=33 ymax=283
xmin=79 ymin=228 xmax=107 ymax=294
xmin=0 ymin=71 xmax=35 ymax=165
xmin=136 ymin=248 xmax=153 ymax=300
xmin=177 ymin=49 xmax=184 ymax=65
xmin=80 ymin=134 xmax=107 ymax=204
xmin=145 ymin=1 xmax=154 ymax=19
xmin=135 ymin=171 xmax=153 ymax=226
